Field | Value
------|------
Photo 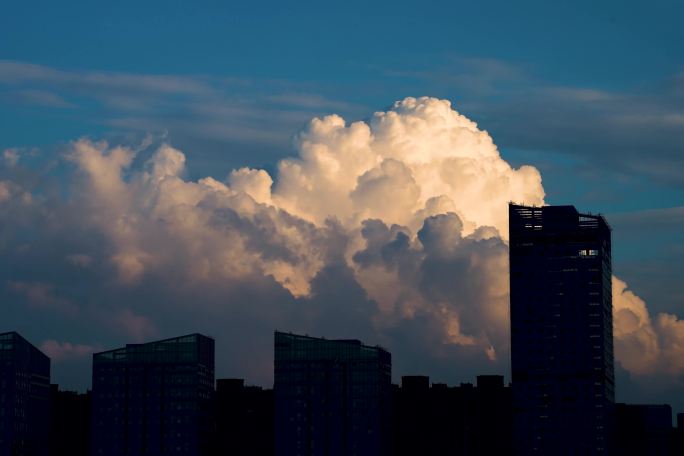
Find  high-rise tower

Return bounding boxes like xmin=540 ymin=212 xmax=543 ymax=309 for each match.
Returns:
xmin=509 ymin=204 xmax=614 ymax=454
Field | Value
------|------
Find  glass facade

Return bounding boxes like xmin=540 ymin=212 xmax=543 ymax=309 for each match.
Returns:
xmin=0 ymin=332 xmax=50 ymax=456
xmin=509 ymin=204 xmax=614 ymax=454
xmin=91 ymin=334 xmax=214 ymax=456
xmin=274 ymin=331 xmax=392 ymax=456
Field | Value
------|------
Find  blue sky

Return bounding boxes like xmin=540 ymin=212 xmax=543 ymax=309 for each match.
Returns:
xmin=1 ymin=0 xmax=684 ymax=403
xmin=3 ymin=0 xmax=683 ymax=203
xmin=4 ymin=0 xmax=683 ymax=287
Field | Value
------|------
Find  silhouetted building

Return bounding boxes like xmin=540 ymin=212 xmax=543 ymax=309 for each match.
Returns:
xmin=675 ymin=413 xmax=684 ymax=455
xmin=0 ymin=331 xmax=50 ymax=456
xmin=392 ymin=376 xmax=430 ymax=455
xmin=91 ymin=334 xmax=215 ymax=456
xmin=614 ymin=404 xmax=673 ymax=456
xmin=474 ymin=375 xmax=512 ymax=454
xmin=213 ymin=378 xmax=273 ymax=455
xmin=509 ymin=204 xmax=614 ymax=454
xmin=274 ymin=331 xmax=392 ymax=456
xmin=49 ymin=385 xmax=90 ymax=456
xmin=392 ymin=375 xmax=511 ymax=455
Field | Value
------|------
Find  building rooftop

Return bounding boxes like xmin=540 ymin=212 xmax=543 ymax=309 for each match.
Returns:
xmin=509 ymin=203 xmax=611 ymax=234
xmin=274 ymin=331 xmax=390 ymax=361
xmin=93 ymin=333 xmax=213 ymax=364
xmin=0 ymin=331 xmax=50 ymax=362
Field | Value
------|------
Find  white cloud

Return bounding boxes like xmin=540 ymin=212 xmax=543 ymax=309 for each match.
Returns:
xmin=56 ymin=97 xmax=544 ymax=359
xmin=275 ymin=97 xmax=544 ymax=234
xmin=612 ymin=276 xmax=684 ymax=377
xmin=229 ymin=167 xmax=273 ymax=204
xmin=613 ymin=276 xmax=661 ymax=374
xmin=1 ymin=96 xmax=682 ymax=384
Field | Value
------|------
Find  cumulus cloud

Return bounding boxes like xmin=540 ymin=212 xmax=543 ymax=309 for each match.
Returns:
xmin=1 ymin=96 xmax=682 ymax=388
xmin=612 ymin=276 xmax=661 ymax=374
xmin=228 ymin=168 xmax=273 ymax=204
xmin=56 ymin=98 xmax=542 ymax=354
xmin=351 ymin=213 xmax=510 ymax=361
xmin=613 ymin=276 xmax=684 ymax=376
xmin=274 ymin=97 xmax=544 ymax=233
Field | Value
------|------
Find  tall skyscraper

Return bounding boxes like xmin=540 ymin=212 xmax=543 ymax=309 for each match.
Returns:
xmin=0 ymin=331 xmax=50 ymax=456
xmin=91 ymin=333 xmax=215 ymax=456
xmin=274 ymin=331 xmax=392 ymax=456
xmin=509 ymin=204 xmax=614 ymax=454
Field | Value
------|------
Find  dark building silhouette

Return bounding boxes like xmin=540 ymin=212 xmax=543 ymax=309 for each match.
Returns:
xmin=49 ymin=385 xmax=91 ymax=456
xmin=614 ymin=403 xmax=673 ymax=456
xmin=675 ymin=413 xmax=684 ymax=455
xmin=473 ymin=375 xmax=513 ymax=454
xmin=274 ymin=331 xmax=392 ymax=456
xmin=509 ymin=204 xmax=614 ymax=454
xmin=392 ymin=376 xmax=430 ymax=455
xmin=213 ymin=378 xmax=273 ymax=455
xmin=91 ymin=334 xmax=215 ymax=456
xmin=0 ymin=331 xmax=50 ymax=456
xmin=392 ymin=375 xmax=511 ymax=455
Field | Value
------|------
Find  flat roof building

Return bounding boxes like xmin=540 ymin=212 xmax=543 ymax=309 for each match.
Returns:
xmin=0 ymin=331 xmax=50 ymax=456
xmin=274 ymin=331 xmax=392 ymax=456
xmin=91 ymin=333 xmax=215 ymax=456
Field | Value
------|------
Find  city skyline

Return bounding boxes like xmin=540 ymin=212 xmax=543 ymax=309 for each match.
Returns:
xmin=1 ymin=0 xmax=683 ymax=416
xmin=3 ymin=325 xmax=682 ymax=454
